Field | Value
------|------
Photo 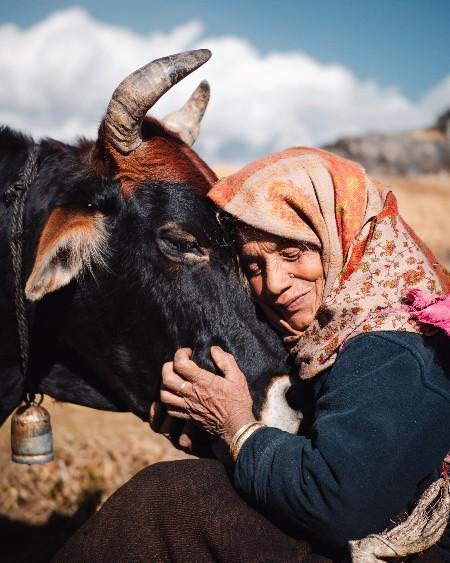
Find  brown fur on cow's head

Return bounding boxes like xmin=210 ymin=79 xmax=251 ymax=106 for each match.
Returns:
xmin=25 ymin=50 xmax=217 ymax=301
xmin=102 ymin=116 xmax=217 ymax=198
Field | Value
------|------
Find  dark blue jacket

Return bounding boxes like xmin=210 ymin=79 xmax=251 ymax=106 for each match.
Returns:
xmin=233 ymin=331 xmax=450 ymax=559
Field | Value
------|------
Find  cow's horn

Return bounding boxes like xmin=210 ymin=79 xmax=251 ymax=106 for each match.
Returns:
xmin=161 ymin=80 xmax=210 ymax=146
xmin=104 ymin=49 xmax=211 ymax=155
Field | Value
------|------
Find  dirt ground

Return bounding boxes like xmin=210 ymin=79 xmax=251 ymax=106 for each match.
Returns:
xmin=1 ymin=172 xmax=449 ymax=562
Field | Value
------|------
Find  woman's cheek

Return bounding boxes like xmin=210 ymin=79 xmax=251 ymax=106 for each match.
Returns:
xmin=297 ymin=252 xmax=323 ymax=282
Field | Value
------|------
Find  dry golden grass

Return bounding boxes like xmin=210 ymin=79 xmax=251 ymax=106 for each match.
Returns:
xmin=0 ymin=171 xmax=449 ymax=561
xmin=0 ymin=401 xmax=189 ymax=562
xmin=377 ymin=174 xmax=450 ymax=267
xmin=0 ymin=401 xmax=188 ymax=524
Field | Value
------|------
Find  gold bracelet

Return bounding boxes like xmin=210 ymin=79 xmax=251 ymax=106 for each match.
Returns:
xmin=229 ymin=421 xmax=266 ymax=462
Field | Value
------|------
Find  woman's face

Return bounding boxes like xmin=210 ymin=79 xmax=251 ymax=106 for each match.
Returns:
xmin=239 ymin=231 xmax=324 ymax=332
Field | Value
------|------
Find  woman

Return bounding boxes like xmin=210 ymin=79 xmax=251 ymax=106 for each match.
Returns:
xmin=54 ymin=148 xmax=450 ymax=562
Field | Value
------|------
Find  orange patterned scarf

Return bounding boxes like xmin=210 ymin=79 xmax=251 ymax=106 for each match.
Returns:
xmin=208 ymin=147 xmax=449 ymax=379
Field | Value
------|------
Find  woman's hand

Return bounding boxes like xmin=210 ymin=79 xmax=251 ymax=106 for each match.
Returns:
xmin=149 ymin=401 xmax=199 ymax=453
xmin=159 ymin=346 xmax=255 ymax=445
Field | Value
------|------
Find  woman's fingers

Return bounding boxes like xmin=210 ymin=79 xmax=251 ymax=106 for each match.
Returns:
xmin=210 ymin=346 xmax=245 ymax=383
xmin=178 ymin=422 xmax=194 ymax=450
xmin=158 ymin=346 xmax=254 ymax=443
xmin=159 ymin=409 xmax=184 ymax=439
xmin=166 ymin=406 xmax=190 ymax=420
xmin=162 ymin=361 xmax=191 ymax=394
xmin=160 ymin=387 xmax=190 ymax=409
xmin=149 ymin=401 xmax=195 ymax=453
xmin=171 ymin=347 xmax=240 ymax=387
xmin=149 ymin=401 xmax=166 ymax=432
xmin=161 ymin=361 xmax=178 ymax=388
xmin=173 ymin=348 xmax=209 ymax=382
xmin=161 ymin=360 xmax=194 ymax=409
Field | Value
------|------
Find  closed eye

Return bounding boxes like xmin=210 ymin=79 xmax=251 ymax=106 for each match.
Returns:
xmin=156 ymin=224 xmax=208 ymax=264
xmin=281 ymin=249 xmax=302 ymax=261
xmin=161 ymin=234 xmax=204 ymax=256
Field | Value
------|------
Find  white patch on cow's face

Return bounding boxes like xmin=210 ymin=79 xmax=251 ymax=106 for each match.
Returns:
xmin=259 ymin=375 xmax=303 ymax=434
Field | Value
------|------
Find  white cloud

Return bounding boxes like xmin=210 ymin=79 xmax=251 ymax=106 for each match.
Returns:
xmin=0 ymin=7 xmax=447 ymax=164
xmin=420 ymin=75 xmax=450 ymax=118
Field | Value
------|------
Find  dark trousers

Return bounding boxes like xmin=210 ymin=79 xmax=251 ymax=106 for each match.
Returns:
xmin=52 ymin=458 xmax=331 ymax=563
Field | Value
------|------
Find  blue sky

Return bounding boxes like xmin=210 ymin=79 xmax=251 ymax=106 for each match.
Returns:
xmin=1 ymin=2 xmax=449 ymax=162
xmin=2 ymin=0 xmax=449 ymax=101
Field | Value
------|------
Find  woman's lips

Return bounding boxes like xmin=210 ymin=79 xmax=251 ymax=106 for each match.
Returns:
xmin=280 ymin=289 xmax=312 ymax=313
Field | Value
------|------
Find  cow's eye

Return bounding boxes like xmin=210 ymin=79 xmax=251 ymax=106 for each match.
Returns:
xmin=157 ymin=225 xmax=207 ymax=263
xmin=162 ymin=234 xmax=203 ymax=255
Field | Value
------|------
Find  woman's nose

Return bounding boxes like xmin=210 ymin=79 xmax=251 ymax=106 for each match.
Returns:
xmin=263 ymin=265 xmax=292 ymax=298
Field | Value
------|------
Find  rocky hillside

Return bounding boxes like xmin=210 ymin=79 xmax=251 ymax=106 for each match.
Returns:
xmin=324 ymin=109 xmax=450 ymax=175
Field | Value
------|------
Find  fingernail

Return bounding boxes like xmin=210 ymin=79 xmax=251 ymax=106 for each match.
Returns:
xmin=179 ymin=434 xmax=192 ymax=449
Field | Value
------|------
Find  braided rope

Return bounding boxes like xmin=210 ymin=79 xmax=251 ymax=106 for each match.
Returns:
xmin=349 ymin=475 xmax=450 ymax=562
xmin=4 ymin=145 xmax=40 ymax=394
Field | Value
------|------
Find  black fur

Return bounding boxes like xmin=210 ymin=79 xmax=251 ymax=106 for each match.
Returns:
xmin=0 ymin=127 xmax=290 ymax=424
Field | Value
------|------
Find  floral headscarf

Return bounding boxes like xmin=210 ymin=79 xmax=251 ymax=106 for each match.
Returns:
xmin=208 ymin=147 xmax=449 ymax=379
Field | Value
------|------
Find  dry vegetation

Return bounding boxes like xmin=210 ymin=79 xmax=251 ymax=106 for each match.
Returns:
xmin=377 ymin=174 xmax=450 ymax=267
xmin=0 ymin=401 xmax=190 ymax=562
xmin=1 ymin=172 xmax=449 ymax=562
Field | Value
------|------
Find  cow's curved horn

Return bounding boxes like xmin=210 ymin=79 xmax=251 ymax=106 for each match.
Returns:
xmin=161 ymin=80 xmax=210 ymax=146
xmin=104 ymin=49 xmax=211 ymax=155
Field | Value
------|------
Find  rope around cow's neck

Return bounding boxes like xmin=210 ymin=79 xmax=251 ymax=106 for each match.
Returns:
xmin=3 ymin=144 xmax=40 ymax=402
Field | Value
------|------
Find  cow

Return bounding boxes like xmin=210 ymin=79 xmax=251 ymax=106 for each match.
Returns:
xmin=0 ymin=50 xmax=300 ymax=442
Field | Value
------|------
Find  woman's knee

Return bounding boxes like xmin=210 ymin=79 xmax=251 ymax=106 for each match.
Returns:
xmin=105 ymin=458 xmax=229 ymax=516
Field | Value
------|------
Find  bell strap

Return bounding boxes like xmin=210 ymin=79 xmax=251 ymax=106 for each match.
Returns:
xmin=3 ymin=144 xmax=40 ymax=399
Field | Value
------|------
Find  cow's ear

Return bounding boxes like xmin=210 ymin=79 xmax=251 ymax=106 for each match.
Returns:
xmin=25 ymin=206 xmax=107 ymax=301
